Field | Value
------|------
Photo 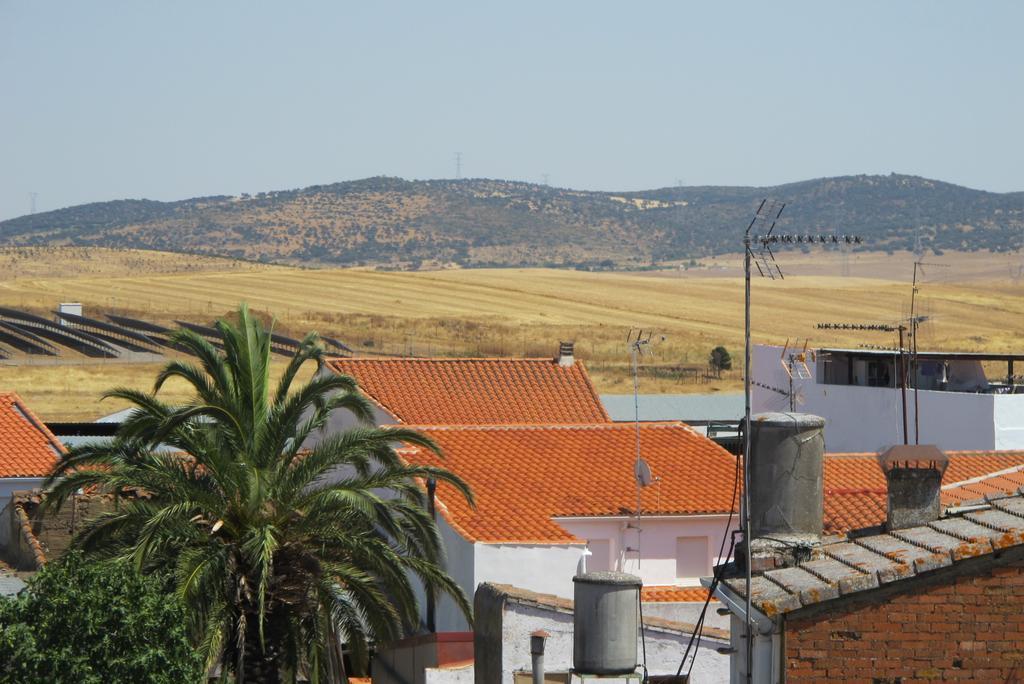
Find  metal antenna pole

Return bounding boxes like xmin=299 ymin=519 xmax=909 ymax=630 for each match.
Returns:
xmin=632 ymin=338 xmax=642 ymax=477
xmin=742 ymin=232 xmax=753 ymax=684
xmin=737 ymin=200 xmax=859 ymax=682
xmin=898 ymin=325 xmax=908 ymax=445
xmin=911 ymin=263 xmax=920 ymax=444
xmin=909 ymin=260 xmax=946 ymax=443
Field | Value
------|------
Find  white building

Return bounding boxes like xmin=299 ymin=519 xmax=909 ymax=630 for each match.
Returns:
xmin=319 ymin=352 xmax=740 ymax=632
xmin=400 ymin=422 xmax=740 ymax=632
xmin=752 ymin=344 xmax=1024 ymax=453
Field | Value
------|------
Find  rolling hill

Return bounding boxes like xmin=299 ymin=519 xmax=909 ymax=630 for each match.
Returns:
xmin=1 ymin=174 xmax=1022 ymax=268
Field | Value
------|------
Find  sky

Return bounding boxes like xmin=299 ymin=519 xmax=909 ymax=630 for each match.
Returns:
xmin=1 ymin=1 xmax=1022 ymax=220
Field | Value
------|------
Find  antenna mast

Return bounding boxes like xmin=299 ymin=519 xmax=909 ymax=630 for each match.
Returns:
xmin=626 ymin=328 xmax=660 ymax=569
xmin=816 ymin=321 xmax=910 ymax=444
xmin=742 ymin=199 xmax=783 ymax=683
xmin=743 ymin=203 xmax=862 ymax=682
xmin=908 ymin=260 xmax=947 ymax=443
xmin=455 ymin=152 xmax=462 ymax=180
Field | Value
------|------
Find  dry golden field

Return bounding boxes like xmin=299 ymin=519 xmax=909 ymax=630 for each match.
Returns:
xmin=2 ymin=248 xmax=1024 ymax=420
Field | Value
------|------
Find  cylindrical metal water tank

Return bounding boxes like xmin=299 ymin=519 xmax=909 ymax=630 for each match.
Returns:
xmin=572 ymin=571 xmax=641 ymax=675
xmin=748 ymin=412 xmax=825 ymax=539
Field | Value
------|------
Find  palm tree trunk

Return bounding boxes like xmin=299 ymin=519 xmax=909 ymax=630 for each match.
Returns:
xmin=326 ymin=622 xmax=347 ymax=683
xmin=241 ymin=614 xmax=283 ymax=684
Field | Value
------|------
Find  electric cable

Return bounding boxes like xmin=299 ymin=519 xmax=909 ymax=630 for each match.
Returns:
xmin=638 ymin=591 xmax=649 ymax=684
xmin=674 ymin=440 xmax=742 ymax=677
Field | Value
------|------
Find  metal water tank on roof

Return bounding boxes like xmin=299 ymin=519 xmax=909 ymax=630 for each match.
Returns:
xmin=572 ymin=571 xmax=641 ymax=675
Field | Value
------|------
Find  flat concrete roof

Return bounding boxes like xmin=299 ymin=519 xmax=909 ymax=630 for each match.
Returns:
xmin=821 ymin=348 xmax=1024 ymax=362
xmin=601 ymin=393 xmax=743 ymax=424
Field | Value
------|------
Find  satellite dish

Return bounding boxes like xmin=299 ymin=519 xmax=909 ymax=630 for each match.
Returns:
xmin=634 ymin=458 xmax=653 ymax=487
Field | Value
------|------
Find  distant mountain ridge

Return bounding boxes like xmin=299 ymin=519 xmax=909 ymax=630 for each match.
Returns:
xmin=2 ymin=174 xmax=1022 ymax=268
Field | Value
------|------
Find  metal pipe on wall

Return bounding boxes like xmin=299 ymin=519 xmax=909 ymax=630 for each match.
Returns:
xmin=530 ymin=630 xmax=549 ymax=684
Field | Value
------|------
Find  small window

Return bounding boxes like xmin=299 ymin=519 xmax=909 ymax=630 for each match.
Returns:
xmin=588 ymin=539 xmax=611 ymax=573
xmin=867 ymin=361 xmax=892 ymax=387
xmin=676 ymin=536 xmax=710 ymax=580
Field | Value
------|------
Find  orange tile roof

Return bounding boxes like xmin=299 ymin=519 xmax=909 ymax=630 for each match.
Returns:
xmin=325 ymin=357 xmax=610 ymax=425
xmin=400 ymin=423 xmax=739 ymax=544
xmin=823 ymin=450 xmax=1024 ymax=534
xmin=0 ymin=392 xmax=65 ymax=478
xmin=641 ymin=586 xmax=715 ymax=603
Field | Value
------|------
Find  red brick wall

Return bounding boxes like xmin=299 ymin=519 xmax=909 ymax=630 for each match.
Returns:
xmin=785 ymin=561 xmax=1024 ymax=682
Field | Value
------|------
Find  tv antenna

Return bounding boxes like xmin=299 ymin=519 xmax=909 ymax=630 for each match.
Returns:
xmin=752 ymin=380 xmax=806 ymax=412
xmin=907 ymin=260 xmax=947 ymax=443
xmin=454 ymin=152 xmax=462 ymax=180
xmin=831 ymin=204 xmax=851 ymax=277
xmin=913 ymin=207 xmax=924 ymax=258
xmin=626 ymin=328 xmax=665 ymax=568
xmin=771 ymin=339 xmax=815 ymax=411
xmin=1016 ymin=207 xmax=1024 ymax=281
xmin=29 ymin=192 xmax=38 ymax=215
xmin=627 ymin=330 xmax=664 ymax=497
xmin=816 ymin=320 xmax=914 ymax=445
xmin=741 ymin=200 xmax=862 ymax=682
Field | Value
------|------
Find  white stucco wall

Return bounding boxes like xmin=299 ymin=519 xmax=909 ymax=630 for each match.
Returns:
xmin=555 ymin=515 xmax=736 ymax=587
xmin=500 ymin=601 xmax=728 ymax=684
xmin=640 ymin=600 xmax=731 ymax=631
xmin=433 ymin=516 xmax=477 ymax=633
xmin=796 ymin=383 xmax=997 ymax=453
xmin=424 ymin=663 xmax=473 ymax=684
xmin=995 ymin=395 xmax=1024 ymax=450
xmin=473 ymin=542 xmax=585 ymax=601
xmin=752 ymin=344 xmax=1006 ymax=453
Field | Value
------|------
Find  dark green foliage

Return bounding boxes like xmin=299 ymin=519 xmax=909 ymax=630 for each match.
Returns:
xmin=709 ymin=346 xmax=732 ymax=373
xmin=42 ymin=305 xmax=472 ymax=683
xmin=0 ymin=553 xmax=205 ymax=684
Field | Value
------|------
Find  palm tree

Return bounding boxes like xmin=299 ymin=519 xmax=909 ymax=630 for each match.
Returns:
xmin=43 ymin=306 xmax=472 ymax=683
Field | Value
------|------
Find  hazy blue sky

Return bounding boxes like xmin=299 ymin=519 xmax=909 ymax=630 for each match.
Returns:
xmin=2 ymin=1 xmax=1022 ymax=220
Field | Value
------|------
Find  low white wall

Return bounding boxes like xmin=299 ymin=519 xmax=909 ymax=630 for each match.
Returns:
xmin=501 ymin=601 xmax=728 ymax=684
xmin=796 ymin=384 xmax=996 ymax=453
xmin=995 ymin=395 xmax=1024 ymax=450
xmin=641 ymin=601 xmax=730 ymax=632
xmin=752 ymin=344 xmax=1003 ymax=453
xmin=555 ymin=515 xmax=736 ymax=587
xmin=474 ymin=543 xmax=584 ymax=601
xmin=424 ymin=664 xmax=473 ymax=684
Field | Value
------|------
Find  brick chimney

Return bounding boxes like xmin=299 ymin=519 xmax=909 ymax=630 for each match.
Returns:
xmin=878 ymin=444 xmax=949 ymax=531
xmin=557 ymin=341 xmax=575 ymax=367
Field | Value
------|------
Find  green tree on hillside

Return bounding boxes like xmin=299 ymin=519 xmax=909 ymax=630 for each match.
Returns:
xmin=43 ymin=305 xmax=473 ymax=683
xmin=709 ymin=346 xmax=732 ymax=377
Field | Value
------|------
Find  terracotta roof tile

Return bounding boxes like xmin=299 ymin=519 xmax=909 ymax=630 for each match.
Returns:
xmin=641 ymin=586 xmax=715 ymax=603
xmin=326 ymin=357 xmax=610 ymax=425
xmin=723 ymin=490 xmax=1024 ymax=616
xmin=401 ymin=423 xmax=739 ymax=544
xmin=940 ymin=465 xmax=1024 ymax=504
xmin=0 ymin=392 xmax=65 ymax=478
xmin=823 ymin=450 xmax=1024 ymax=534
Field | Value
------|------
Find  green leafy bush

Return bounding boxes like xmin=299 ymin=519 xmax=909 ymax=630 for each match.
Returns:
xmin=0 ymin=553 xmax=205 ymax=684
